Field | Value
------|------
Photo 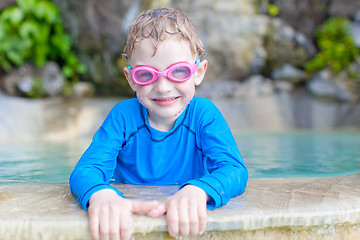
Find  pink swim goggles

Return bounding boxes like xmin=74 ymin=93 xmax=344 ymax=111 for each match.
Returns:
xmin=128 ymin=58 xmax=200 ymax=85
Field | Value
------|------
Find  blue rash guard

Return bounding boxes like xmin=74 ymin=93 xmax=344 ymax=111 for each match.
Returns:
xmin=69 ymin=97 xmax=248 ymax=210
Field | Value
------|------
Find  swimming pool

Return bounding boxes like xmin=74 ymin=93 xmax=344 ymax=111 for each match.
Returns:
xmin=1 ymin=130 xmax=360 ymax=239
xmin=1 ymin=130 xmax=359 ymax=184
xmin=237 ymin=130 xmax=360 ymax=178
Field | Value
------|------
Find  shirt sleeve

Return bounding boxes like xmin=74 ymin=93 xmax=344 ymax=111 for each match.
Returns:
xmin=69 ymin=105 xmax=125 ymax=210
xmin=180 ymin=99 xmax=248 ymax=210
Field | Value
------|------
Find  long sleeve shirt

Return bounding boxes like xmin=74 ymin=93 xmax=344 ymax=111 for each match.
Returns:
xmin=70 ymin=97 xmax=248 ymax=210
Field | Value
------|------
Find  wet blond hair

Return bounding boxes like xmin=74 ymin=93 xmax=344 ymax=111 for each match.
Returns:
xmin=123 ymin=8 xmax=205 ymax=60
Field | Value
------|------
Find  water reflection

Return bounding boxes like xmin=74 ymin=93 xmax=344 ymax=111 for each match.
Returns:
xmin=0 ymin=139 xmax=89 ymax=184
xmin=0 ymin=131 xmax=359 ymax=183
xmin=237 ymin=131 xmax=360 ymax=178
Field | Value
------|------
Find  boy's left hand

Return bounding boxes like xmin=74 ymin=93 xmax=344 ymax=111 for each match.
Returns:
xmin=148 ymin=185 xmax=208 ymax=238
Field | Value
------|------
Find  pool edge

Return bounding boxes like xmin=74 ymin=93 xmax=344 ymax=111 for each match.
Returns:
xmin=1 ymin=174 xmax=360 ymax=239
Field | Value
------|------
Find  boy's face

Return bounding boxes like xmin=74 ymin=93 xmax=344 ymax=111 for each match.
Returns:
xmin=124 ymin=36 xmax=207 ymax=129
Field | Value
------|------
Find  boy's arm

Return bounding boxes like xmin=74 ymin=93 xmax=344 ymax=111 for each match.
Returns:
xmin=69 ymin=105 xmax=125 ymax=210
xmin=181 ymin=100 xmax=248 ymax=210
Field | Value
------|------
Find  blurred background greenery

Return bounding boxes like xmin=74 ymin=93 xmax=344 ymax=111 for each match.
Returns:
xmin=0 ymin=0 xmax=359 ymax=100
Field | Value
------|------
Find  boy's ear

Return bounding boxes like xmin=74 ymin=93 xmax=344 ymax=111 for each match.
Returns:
xmin=124 ymin=66 xmax=137 ymax=92
xmin=194 ymin=59 xmax=208 ymax=86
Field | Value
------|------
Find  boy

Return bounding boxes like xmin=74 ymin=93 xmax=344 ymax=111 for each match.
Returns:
xmin=70 ymin=8 xmax=248 ymax=240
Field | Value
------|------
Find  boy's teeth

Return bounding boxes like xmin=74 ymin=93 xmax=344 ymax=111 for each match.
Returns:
xmin=157 ymin=97 xmax=176 ymax=101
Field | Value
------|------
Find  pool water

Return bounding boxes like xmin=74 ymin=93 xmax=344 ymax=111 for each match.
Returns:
xmin=0 ymin=139 xmax=87 ymax=184
xmin=237 ymin=131 xmax=360 ymax=178
xmin=0 ymin=131 xmax=359 ymax=184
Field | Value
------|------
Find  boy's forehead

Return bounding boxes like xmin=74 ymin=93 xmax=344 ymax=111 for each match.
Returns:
xmin=130 ymin=39 xmax=156 ymax=62
xmin=130 ymin=36 xmax=194 ymax=64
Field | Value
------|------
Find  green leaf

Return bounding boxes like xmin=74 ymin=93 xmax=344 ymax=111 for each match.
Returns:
xmin=0 ymin=55 xmax=12 ymax=72
xmin=19 ymin=20 xmax=41 ymax=38
xmin=306 ymin=17 xmax=358 ymax=74
xmin=7 ymin=50 xmax=24 ymax=65
xmin=51 ymin=32 xmax=71 ymax=54
xmin=34 ymin=1 xmax=59 ymax=23
xmin=27 ymin=77 xmax=45 ymax=98
xmin=0 ymin=0 xmax=87 ymax=94
xmin=34 ymin=43 xmax=49 ymax=67
xmin=62 ymin=65 xmax=74 ymax=78
xmin=77 ymin=63 xmax=87 ymax=74
xmin=66 ymin=53 xmax=78 ymax=66
xmin=16 ymin=0 xmax=37 ymax=13
xmin=0 ymin=23 xmax=7 ymax=40
xmin=268 ymin=4 xmax=279 ymax=17
xmin=37 ymin=24 xmax=50 ymax=43
xmin=0 ymin=6 xmax=24 ymax=25
xmin=62 ymin=81 xmax=74 ymax=97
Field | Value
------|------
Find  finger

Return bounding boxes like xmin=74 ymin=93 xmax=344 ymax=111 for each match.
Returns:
xmin=148 ymin=203 xmax=167 ymax=218
xmin=178 ymin=200 xmax=190 ymax=237
xmin=198 ymin=204 xmax=208 ymax=235
xmin=119 ymin=211 xmax=134 ymax=240
xmin=131 ymin=200 xmax=159 ymax=215
xmin=88 ymin=209 xmax=100 ymax=240
xmin=99 ymin=207 xmax=110 ymax=240
xmin=109 ymin=207 xmax=120 ymax=240
xmin=188 ymin=201 xmax=199 ymax=236
xmin=166 ymin=203 xmax=179 ymax=237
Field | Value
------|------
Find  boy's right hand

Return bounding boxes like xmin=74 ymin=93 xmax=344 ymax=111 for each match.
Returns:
xmin=88 ymin=189 xmax=159 ymax=240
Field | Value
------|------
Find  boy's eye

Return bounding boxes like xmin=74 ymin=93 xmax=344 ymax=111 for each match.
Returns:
xmin=135 ymin=70 xmax=153 ymax=82
xmin=171 ymin=67 xmax=191 ymax=79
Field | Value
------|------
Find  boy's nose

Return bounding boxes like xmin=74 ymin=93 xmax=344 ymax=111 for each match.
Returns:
xmin=154 ymin=76 xmax=172 ymax=92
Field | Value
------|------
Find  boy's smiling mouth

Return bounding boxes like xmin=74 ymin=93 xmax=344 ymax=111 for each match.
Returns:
xmin=152 ymin=96 xmax=180 ymax=106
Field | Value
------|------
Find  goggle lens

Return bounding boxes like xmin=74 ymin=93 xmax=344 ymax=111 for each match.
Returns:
xmin=171 ymin=66 xmax=191 ymax=80
xmin=128 ymin=59 xmax=200 ymax=85
xmin=134 ymin=70 xmax=154 ymax=83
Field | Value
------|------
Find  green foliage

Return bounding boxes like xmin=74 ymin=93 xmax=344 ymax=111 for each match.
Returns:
xmin=0 ymin=0 xmax=87 ymax=92
xmin=27 ymin=77 xmax=45 ymax=98
xmin=267 ymin=4 xmax=279 ymax=17
xmin=305 ymin=17 xmax=359 ymax=74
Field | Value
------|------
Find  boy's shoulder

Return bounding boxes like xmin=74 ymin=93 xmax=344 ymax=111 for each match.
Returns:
xmin=110 ymin=98 xmax=141 ymax=116
xmin=190 ymin=96 xmax=219 ymax=113
xmin=191 ymin=96 xmax=214 ymax=106
xmin=112 ymin=98 xmax=140 ymax=109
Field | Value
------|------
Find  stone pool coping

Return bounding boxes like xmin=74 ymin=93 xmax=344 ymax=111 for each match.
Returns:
xmin=0 ymin=174 xmax=360 ymax=239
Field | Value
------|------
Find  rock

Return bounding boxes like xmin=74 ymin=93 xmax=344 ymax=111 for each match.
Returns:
xmin=197 ymin=75 xmax=275 ymax=100
xmin=335 ymin=82 xmax=352 ymax=102
xmin=274 ymin=80 xmax=295 ymax=92
xmin=307 ymin=68 xmax=357 ymax=102
xmin=264 ymin=18 xmax=315 ymax=72
xmin=274 ymin=0 xmax=360 ymax=40
xmin=150 ymin=0 xmax=270 ymax=81
xmin=271 ymin=63 xmax=305 ymax=82
xmin=307 ymin=69 xmax=337 ymax=99
xmin=235 ymin=75 xmax=274 ymax=99
xmin=41 ymin=62 xmax=64 ymax=96
xmin=52 ymin=0 xmax=139 ymax=95
xmin=336 ymin=66 xmax=360 ymax=102
xmin=351 ymin=22 xmax=360 ymax=48
xmin=51 ymin=0 xmax=318 ymax=90
xmin=73 ymin=82 xmax=96 ymax=98
xmin=2 ymin=64 xmax=37 ymax=96
xmin=17 ymin=76 xmax=34 ymax=94
xmin=328 ymin=0 xmax=360 ymax=18
xmin=196 ymin=81 xmax=237 ymax=100
xmin=36 ymin=0 xmax=360 ymax=98
xmin=0 ymin=0 xmax=15 ymax=10
xmin=1 ymin=62 xmax=64 ymax=97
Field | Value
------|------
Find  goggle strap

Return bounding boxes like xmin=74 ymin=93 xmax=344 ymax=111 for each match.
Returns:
xmin=195 ymin=58 xmax=200 ymax=68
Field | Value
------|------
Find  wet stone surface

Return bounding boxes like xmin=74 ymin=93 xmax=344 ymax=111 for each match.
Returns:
xmin=0 ymin=174 xmax=360 ymax=239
